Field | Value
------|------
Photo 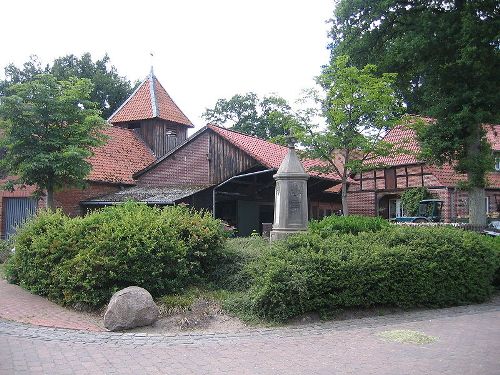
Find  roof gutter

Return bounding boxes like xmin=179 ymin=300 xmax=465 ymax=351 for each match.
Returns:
xmin=212 ymin=168 xmax=275 ymax=219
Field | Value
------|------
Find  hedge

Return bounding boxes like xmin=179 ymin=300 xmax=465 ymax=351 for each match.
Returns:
xmin=242 ymin=226 xmax=498 ymax=322
xmin=309 ymin=214 xmax=390 ymax=236
xmin=6 ymin=202 xmax=226 ymax=308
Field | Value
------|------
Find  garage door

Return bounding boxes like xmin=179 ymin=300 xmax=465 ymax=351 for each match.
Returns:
xmin=3 ymin=198 xmax=38 ymax=239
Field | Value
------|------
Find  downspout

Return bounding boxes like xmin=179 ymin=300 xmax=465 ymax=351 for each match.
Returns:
xmin=212 ymin=168 xmax=275 ymax=218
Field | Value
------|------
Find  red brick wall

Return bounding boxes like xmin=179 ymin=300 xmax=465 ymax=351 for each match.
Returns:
xmin=347 ymin=191 xmax=376 ymax=216
xmin=138 ymin=132 xmax=210 ymax=187
xmin=54 ymin=183 xmax=120 ymax=217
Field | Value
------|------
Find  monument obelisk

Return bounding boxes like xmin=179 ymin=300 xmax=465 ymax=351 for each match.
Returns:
xmin=270 ymin=139 xmax=309 ymax=241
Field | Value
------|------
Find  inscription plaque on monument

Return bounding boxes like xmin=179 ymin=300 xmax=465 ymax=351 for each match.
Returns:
xmin=270 ymin=141 xmax=309 ymax=241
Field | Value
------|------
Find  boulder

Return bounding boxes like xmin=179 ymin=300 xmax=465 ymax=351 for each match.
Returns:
xmin=104 ymin=286 xmax=159 ymax=331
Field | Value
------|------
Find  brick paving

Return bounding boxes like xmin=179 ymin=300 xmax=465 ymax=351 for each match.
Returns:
xmin=0 ymin=279 xmax=102 ymax=332
xmin=1 ymin=277 xmax=500 ymax=374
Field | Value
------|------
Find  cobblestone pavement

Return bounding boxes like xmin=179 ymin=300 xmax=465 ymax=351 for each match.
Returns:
xmin=0 ymin=279 xmax=102 ymax=331
xmin=1 ymin=297 xmax=500 ymax=375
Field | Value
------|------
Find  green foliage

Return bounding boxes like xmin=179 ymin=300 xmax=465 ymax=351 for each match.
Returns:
xmin=211 ymin=237 xmax=269 ymax=291
xmin=401 ymin=187 xmax=433 ymax=216
xmin=239 ymin=227 xmax=497 ymax=322
xmin=0 ymin=74 xmax=106 ymax=208
xmin=202 ymin=92 xmax=300 ymax=142
xmin=159 ymin=286 xmax=203 ymax=311
xmin=489 ymin=236 xmax=500 ymax=288
xmin=293 ymin=55 xmax=405 ymax=215
xmin=0 ymin=240 xmax=11 ymax=264
xmin=309 ymin=214 xmax=390 ymax=236
xmin=330 ymin=0 xmax=499 ymax=223
xmin=0 ymin=53 xmax=133 ymax=118
xmin=6 ymin=203 xmax=226 ymax=308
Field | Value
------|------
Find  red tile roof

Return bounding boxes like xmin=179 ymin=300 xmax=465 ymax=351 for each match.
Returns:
xmin=368 ymin=125 xmax=421 ymax=167
xmin=366 ymin=122 xmax=500 ymax=188
xmin=369 ymin=123 xmax=500 ymax=167
xmin=207 ymin=125 xmax=342 ymax=181
xmin=485 ymin=124 xmax=500 ymax=151
xmin=87 ymin=127 xmax=155 ymax=184
xmin=108 ymin=72 xmax=193 ymax=127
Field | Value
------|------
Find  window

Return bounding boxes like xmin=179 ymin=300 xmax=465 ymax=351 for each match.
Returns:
xmin=389 ymin=199 xmax=404 ymax=219
xmin=485 ymin=196 xmax=490 ymax=214
xmin=495 ymin=157 xmax=500 ymax=172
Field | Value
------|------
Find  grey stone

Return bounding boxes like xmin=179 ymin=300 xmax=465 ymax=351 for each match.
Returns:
xmin=104 ymin=286 xmax=159 ymax=331
xmin=270 ymin=142 xmax=309 ymax=241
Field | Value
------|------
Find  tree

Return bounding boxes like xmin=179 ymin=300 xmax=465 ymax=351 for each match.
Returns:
xmin=1 ymin=53 xmax=133 ymax=118
xmin=329 ymin=0 xmax=500 ymax=225
xmin=202 ymin=92 xmax=299 ymax=142
xmin=293 ymin=55 xmax=405 ymax=215
xmin=0 ymin=74 xmax=106 ymax=209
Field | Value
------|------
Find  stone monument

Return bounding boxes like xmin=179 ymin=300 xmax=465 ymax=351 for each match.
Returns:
xmin=270 ymin=139 xmax=309 ymax=241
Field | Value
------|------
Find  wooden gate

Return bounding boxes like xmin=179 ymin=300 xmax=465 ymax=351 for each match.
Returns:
xmin=3 ymin=198 xmax=38 ymax=239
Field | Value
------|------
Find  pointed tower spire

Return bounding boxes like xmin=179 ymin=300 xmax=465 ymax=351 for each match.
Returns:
xmin=107 ymin=69 xmax=193 ymax=128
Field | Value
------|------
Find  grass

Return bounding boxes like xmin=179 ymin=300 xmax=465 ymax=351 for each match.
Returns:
xmin=376 ymin=329 xmax=438 ymax=344
xmin=157 ymin=286 xmax=235 ymax=315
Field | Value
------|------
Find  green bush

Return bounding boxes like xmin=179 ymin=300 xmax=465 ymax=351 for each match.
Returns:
xmin=6 ymin=202 xmax=226 ymax=308
xmin=401 ymin=187 xmax=432 ymax=216
xmin=242 ymin=226 xmax=497 ymax=322
xmin=211 ymin=237 xmax=269 ymax=291
xmin=309 ymin=214 xmax=390 ymax=236
xmin=0 ymin=239 xmax=12 ymax=264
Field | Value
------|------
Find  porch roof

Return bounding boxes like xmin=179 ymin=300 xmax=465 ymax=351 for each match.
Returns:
xmin=81 ymin=185 xmax=210 ymax=205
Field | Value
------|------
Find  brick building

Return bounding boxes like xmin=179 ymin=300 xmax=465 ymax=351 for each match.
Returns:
xmin=0 ymin=70 xmax=188 ymax=238
xmin=0 ymin=70 xmax=341 ymax=238
xmin=347 ymin=124 xmax=500 ymax=221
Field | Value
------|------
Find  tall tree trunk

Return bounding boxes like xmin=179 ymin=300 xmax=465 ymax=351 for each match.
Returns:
xmin=466 ymin=126 xmax=487 ymax=226
xmin=468 ymin=185 xmax=486 ymax=226
xmin=46 ymin=187 xmax=55 ymax=211
xmin=341 ymin=179 xmax=349 ymax=216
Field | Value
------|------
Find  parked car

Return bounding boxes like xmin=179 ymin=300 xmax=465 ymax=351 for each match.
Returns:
xmin=393 ymin=199 xmax=444 ymax=223
xmin=482 ymin=221 xmax=500 ymax=237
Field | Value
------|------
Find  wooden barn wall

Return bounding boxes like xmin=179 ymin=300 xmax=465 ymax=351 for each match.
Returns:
xmin=208 ymin=132 xmax=259 ymax=185
xmin=136 ymin=119 xmax=187 ymax=158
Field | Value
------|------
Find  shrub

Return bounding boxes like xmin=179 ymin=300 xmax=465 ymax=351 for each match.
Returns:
xmin=401 ymin=187 xmax=432 ymax=216
xmin=0 ymin=239 xmax=12 ymax=264
xmin=6 ymin=202 xmax=226 ymax=308
xmin=159 ymin=206 xmax=226 ymax=280
xmin=242 ymin=226 xmax=497 ymax=322
xmin=211 ymin=237 xmax=269 ymax=291
xmin=309 ymin=214 xmax=390 ymax=236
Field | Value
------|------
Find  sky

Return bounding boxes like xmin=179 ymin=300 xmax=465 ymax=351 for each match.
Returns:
xmin=0 ymin=0 xmax=335 ymax=133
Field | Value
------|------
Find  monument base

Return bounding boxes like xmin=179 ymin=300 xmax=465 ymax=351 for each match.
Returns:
xmin=270 ymin=228 xmax=306 ymax=242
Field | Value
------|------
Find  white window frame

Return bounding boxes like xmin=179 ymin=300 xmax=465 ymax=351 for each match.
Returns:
xmin=389 ymin=199 xmax=404 ymax=218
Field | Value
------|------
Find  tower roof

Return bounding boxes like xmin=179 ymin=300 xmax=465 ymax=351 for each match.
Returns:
xmin=108 ymin=70 xmax=193 ymax=127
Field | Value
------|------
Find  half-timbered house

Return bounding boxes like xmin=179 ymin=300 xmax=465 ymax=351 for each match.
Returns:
xmin=0 ymin=70 xmax=341 ymax=238
xmin=347 ymin=124 xmax=500 ymax=221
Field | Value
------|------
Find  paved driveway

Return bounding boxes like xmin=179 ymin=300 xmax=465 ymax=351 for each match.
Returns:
xmin=1 ymin=297 xmax=500 ymax=375
xmin=1 ymin=275 xmax=500 ymax=374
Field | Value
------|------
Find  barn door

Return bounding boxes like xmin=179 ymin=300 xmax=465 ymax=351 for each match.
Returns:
xmin=3 ymin=198 xmax=38 ymax=239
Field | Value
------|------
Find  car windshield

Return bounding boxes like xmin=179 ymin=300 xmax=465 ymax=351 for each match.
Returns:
xmin=418 ymin=202 xmax=442 ymax=217
xmin=418 ymin=203 xmax=433 ymax=217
